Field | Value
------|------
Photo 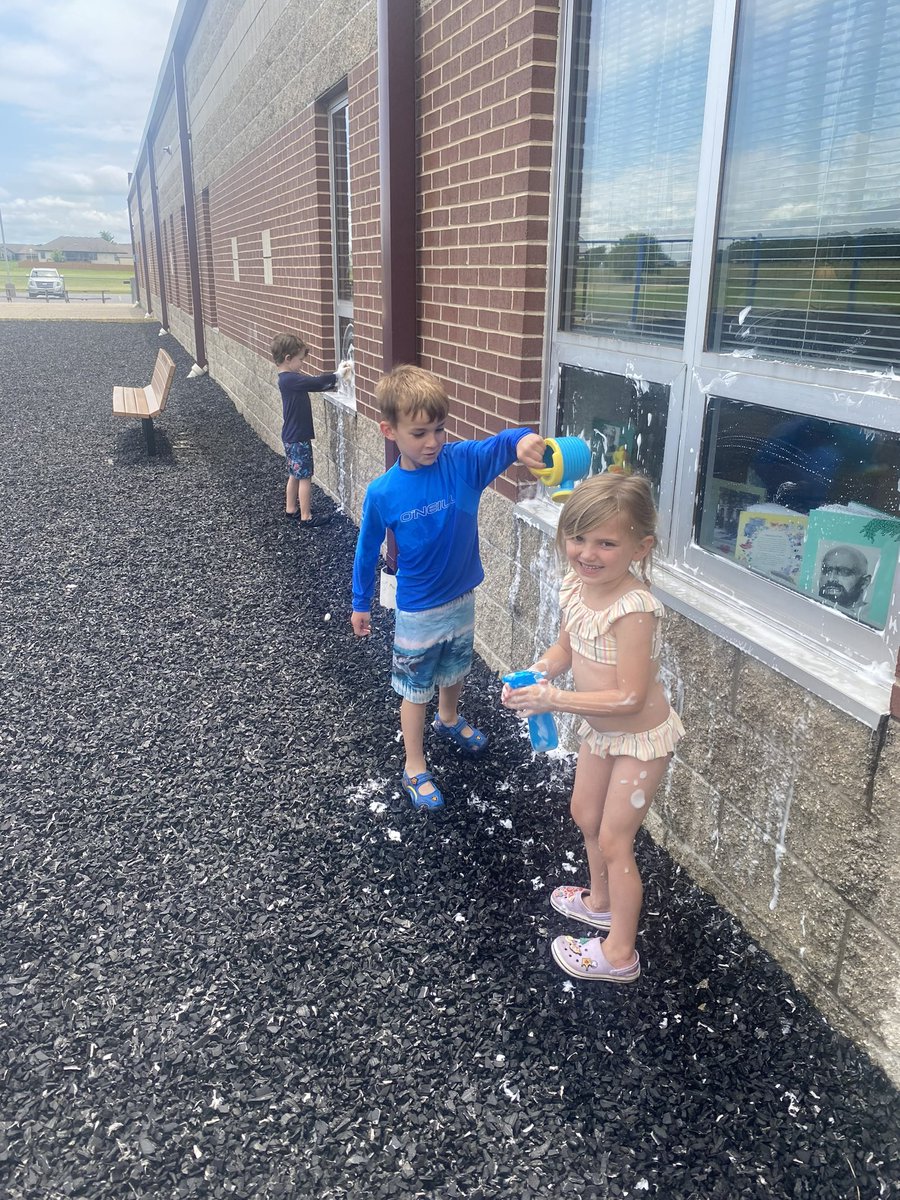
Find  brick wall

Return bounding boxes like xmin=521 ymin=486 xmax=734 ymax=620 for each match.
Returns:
xmin=418 ymin=0 xmax=559 ymax=499
xmin=347 ymin=53 xmax=383 ymax=426
xmin=206 ymin=111 xmax=334 ymax=368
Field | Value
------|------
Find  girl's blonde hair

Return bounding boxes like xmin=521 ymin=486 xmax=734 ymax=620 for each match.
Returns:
xmin=556 ymin=473 xmax=658 ymax=583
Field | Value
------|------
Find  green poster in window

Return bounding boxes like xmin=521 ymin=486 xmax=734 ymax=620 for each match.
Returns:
xmin=797 ymin=506 xmax=900 ymax=629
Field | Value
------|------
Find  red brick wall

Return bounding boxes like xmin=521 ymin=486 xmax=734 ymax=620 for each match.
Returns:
xmin=205 ymin=110 xmax=335 ymax=371
xmin=196 ymin=188 xmax=218 ymax=329
xmin=418 ymin=0 xmax=559 ymax=500
xmin=347 ymin=53 xmax=383 ymax=424
xmin=145 ymin=221 xmax=159 ymax=300
xmin=177 ymin=205 xmax=193 ymax=316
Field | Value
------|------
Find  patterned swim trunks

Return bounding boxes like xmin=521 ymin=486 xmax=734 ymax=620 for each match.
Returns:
xmin=391 ymin=591 xmax=475 ymax=703
xmin=284 ymin=440 xmax=313 ymax=479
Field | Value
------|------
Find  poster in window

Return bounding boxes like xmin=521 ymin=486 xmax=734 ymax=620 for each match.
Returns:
xmin=796 ymin=506 xmax=900 ymax=629
xmin=698 ymin=478 xmax=767 ymax=557
xmin=734 ymin=506 xmax=808 ymax=586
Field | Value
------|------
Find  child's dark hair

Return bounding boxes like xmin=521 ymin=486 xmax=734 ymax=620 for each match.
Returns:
xmin=376 ymin=365 xmax=450 ymax=426
xmin=271 ymin=333 xmax=310 ymax=365
xmin=556 ymin=473 xmax=658 ymax=583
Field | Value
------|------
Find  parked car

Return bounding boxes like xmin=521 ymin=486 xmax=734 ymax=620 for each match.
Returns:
xmin=27 ymin=267 xmax=66 ymax=299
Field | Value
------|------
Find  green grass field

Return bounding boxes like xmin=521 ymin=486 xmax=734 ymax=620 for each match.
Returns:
xmin=574 ymin=260 xmax=900 ymax=323
xmin=3 ymin=261 xmax=134 ymax=295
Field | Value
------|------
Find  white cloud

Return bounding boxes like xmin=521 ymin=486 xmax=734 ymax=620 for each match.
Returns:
xmin=26 ymin=161 xmax=131 ymax=196
xmin=3 ymin=194 xmax=132 ymax=243
xmin=0 ymin=0 xmax=178 ymax=243
xmin=0 ymin=1 xmax=177 ymax=140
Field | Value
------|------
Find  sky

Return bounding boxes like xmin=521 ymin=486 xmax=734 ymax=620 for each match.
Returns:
xmin=0 ymin=0 xmax=180 ymax=247
xmin=576 ymin=0 xmax=900 ymax=246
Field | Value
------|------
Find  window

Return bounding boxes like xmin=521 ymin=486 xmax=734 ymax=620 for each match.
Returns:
xmin=708 ymin=0 xmax=900 ymax=370
xmin=327 ymin=95 xmax=353 ymax=362
xmin=549 ymin=0 xmax=900 ymax=717
xmin=557 ymin=365 xmax=671 ymax=499
xmin=559 ymin=0 xmax=714 ymax=343
xmin=695 ymin=398 xmax=900 ymax=630
xmin=231 ymin=236 xmax=239 ymax=283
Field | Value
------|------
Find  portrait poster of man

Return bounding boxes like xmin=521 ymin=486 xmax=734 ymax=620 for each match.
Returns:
xmin=814 ymin=541 xmax=877 ymax=620
xmin=797 ymin=506 xmax=900 ymax=630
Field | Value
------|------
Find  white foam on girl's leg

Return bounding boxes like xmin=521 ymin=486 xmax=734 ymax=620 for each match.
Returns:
xmin=630 ymin=788 xmax=646 ymax=808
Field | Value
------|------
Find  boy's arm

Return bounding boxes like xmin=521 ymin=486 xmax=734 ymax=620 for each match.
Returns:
xmin=298 ymin=370 xmax=341 ymax=392
xmin=351 ymin=492 xmax=387 ymax=634
xmin=458 ymin=428 xmax=545 ymax=489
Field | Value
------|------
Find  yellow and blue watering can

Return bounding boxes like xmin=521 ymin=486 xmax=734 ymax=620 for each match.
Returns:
xmin=529 ymin=436 xmax=592 ymax=502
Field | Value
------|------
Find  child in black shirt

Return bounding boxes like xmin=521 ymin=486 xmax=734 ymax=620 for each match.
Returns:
xmin=271 ymin=333 xmax=351 ymax=525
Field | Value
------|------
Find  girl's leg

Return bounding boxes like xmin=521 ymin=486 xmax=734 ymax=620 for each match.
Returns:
xmin=598 ymin=754 xmax=671 ymax=967
xmin=569 ymin=743 xmax=616 ymax=913
xmin=285 ymin=475 xmax=300 ymax=514
xmin=297 ymin=477 xmax=312 ymax=521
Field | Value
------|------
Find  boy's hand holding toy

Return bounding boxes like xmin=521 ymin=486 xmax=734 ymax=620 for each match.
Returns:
xmin=516 ymin=433 xmax=548 ymax=471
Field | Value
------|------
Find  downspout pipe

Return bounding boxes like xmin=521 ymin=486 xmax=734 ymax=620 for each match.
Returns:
xmin=173 ymin=33 xmax=207 ymax=370
xmin=377 ymin=0 xmax=417 ymax=569
xmin=146 ymin=136 xmax=170 ymax=333
xmin=133 ymin=162 xmax=153 ymax=318
xmin=126 ymin=176 xmax=143 ymax=311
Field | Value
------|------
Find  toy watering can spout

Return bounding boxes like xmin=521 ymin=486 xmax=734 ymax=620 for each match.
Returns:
xmin=529 ymin=436 xmax=592 ymax=502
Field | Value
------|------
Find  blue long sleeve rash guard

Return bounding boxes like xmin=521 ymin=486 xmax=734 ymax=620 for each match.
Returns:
xmin=352 ymin=428 xmax=530 ymax=613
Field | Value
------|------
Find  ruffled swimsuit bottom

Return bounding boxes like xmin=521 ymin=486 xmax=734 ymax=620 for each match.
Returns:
xmin=578 ymin=708 xmax=685 ymax=761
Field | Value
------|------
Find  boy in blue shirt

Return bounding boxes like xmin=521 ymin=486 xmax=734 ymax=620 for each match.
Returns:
xmin=351 ymin=365 xmax=545 ymax=810
xmin=271 ymin=332 xmax=352 ymax=525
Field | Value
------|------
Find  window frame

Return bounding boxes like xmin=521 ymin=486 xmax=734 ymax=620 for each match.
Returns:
xmin=326 ymin=93 xmax=352 ymax=365
xmin=546 ymin=0 xmax=900 ymax=722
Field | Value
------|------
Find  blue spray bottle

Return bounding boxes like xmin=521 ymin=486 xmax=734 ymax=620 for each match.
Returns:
xmin=502 ymin=670 xmax=559 ymax=752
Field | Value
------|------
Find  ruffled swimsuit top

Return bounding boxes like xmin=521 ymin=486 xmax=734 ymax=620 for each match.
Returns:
xmin=559 ymin=570 xmax=665 ymax=665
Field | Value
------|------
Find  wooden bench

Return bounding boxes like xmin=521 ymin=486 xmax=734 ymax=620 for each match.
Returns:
xmin=112 ymin=348 xmax=176 ymax=455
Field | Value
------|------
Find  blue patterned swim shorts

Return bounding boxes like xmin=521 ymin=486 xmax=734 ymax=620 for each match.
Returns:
xmin=284 ymin=440 xmax=314 ymax=479
xmin=391 ymin=591 xmax=475 ymax=703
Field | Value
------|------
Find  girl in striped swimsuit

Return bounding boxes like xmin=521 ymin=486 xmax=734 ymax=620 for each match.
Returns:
xmin=502 ymin=473 xmax=683 ymax=984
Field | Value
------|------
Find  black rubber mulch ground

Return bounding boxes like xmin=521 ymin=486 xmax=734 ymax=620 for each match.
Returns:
xmin=0 ymin=321 xmax=897 ymax=1200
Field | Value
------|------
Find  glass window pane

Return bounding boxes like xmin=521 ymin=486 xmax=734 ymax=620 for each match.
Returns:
xmin=695 ymin=397 xmax=900 ymax=628
xmin=557 ymin=365 xmax=670 ymax=500
xmin=330 ymin=104 xmax=352 ymax=303
xmin=709 ymin=0 xmax=900 ymax=369
xmin=559 ymin=0 xmax=714 ymax=343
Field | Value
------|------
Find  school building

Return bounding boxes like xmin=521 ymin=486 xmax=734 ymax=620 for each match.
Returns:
xmin=129 ymin=0 xmax=900 ymax=1082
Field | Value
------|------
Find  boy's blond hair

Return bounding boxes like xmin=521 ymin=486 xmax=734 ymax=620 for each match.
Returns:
xmin=376 ymin=365 xmax=450 ymax=426
xmin=556 ymin=473 xmax=658 ymax=583
xmin=271 ymin=333 xmax=310 ymax=365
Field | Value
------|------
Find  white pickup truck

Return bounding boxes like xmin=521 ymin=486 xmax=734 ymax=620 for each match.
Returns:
xmin=27 ymin=267 xmax=67 ymax=299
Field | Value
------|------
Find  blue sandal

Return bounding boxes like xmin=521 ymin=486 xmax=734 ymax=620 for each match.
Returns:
xmin=402 ymin=770 xmax=444 ymax=811
xmin=432 ymin=715 xmax=489 ymax=755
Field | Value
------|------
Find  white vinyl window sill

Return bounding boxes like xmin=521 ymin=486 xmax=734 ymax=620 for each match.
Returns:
xmin=323 ymin=386 xmax=356 ymax=412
